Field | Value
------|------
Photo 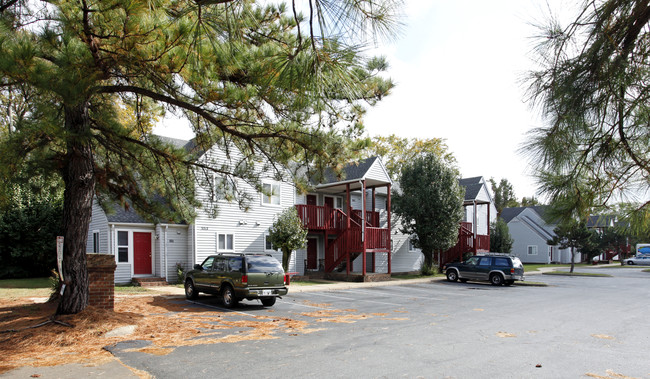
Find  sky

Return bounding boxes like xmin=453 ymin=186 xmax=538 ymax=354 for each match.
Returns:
xmin=154 ymin=0 xmax=578 ymax=201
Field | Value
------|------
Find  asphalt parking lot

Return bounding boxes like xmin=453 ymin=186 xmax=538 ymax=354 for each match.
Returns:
xmin=103 ymin=266 xmax=649 ymax=379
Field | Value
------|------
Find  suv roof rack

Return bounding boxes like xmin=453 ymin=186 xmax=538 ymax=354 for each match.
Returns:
xmin=476 ymin=252 xmax=511 ymax=256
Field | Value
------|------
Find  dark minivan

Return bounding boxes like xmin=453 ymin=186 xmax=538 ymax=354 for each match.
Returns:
xmin=184 ymin=253 xmax=288 ymax=307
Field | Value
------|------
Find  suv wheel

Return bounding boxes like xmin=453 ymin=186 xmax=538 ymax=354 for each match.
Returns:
xmin=261 ymin=297 xmax=276 ymax=307
xmin=446 ymin=270 xmax=459 ymax=282
xmin=221 ymin=284 xmax=238 ymax=308
xmin=185 ymin=279 xmax=199 ymax=300
xmin=490 ymin=273 xmax=504 ymax=286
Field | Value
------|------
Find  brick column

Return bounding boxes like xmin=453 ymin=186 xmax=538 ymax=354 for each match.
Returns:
xmin=87 ymin=253 xmax=117 ymax=310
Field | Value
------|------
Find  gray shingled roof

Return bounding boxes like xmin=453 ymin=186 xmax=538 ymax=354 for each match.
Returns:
xmin=321 ymin=156 xmax=379 ymax=184
xmin=501 ymin=206 xmax=548 ymax=224
xmin=587 ymin=215 xmax=616 ymax=228
xmin=106 ymin=203 xmax=148 ymax=224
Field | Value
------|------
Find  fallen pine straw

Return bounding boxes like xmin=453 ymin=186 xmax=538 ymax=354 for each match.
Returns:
xmin=0 ymin=296 xmax=338 ymax=374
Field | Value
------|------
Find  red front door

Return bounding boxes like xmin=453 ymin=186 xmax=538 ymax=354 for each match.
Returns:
xmin=133 ymin=232 xmax=152 ymax=275
xmin=307 ymin=238 xmax=317 ymax=270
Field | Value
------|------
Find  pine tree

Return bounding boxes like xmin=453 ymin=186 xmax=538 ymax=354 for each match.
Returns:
xmin=0 ymin=0 xmax=400 ymax=314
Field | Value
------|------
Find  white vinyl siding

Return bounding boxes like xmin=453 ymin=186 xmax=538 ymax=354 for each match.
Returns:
xmin=192 ymin=143 xmax=295 ymax=268
xmin=86 ymin=199 xmax=109 ymax=254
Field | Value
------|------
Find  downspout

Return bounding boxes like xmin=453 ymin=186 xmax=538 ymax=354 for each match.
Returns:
xmin=359 ymin=180 xmax=365 ymax=242
xmin=473 ymin=200 xmax=478 ymax=253
xmin=164 ymin=225 xmax=168 ymax=281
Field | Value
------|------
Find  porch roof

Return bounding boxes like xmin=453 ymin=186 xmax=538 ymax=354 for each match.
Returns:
xmin=315 ymin=156 xmax=392 ymax=194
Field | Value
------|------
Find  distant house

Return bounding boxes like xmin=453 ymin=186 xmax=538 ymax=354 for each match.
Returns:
xmin=587 ymin=215 xmax=630 ymax=261
xmin=501 ymin=206 xmax=575 ymax=264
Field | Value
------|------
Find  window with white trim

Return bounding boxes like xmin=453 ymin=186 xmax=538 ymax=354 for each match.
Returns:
xmin=264 ymin=234 xmax=277 ymax=252
xmin=217 ymin=233 xmax=235 ymax=252
xmin=92 ymin=230 xmax=100 ymax=253
xmin=117 ymin=231 xmax=129 ymax=263
xmin=212 ymin=174 xmax=236 ymax=202
xmin=527 ymin=245 xmax=538 ymax=255
xmin=262 ymin=182 xmax=281 ymax=206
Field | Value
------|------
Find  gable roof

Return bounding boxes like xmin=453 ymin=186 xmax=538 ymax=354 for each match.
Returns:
xmin=501 ymin=206 xmax=548 ymax=224
xmin=316 ymin=156 xmax=392 ymax=194
xmin=587 ymin=215 xmax=617 ymax=228
xmin=153 ymin=135 xmax=196 ymax=152
xmin=458 ymin=176 xmax=492 ymax=204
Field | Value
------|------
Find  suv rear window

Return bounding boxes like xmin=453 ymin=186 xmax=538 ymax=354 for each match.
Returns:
xmin=511 ymin=257 xmax=523 ymax=268
xmin=246 ymin=255 xmax=283 ymax=273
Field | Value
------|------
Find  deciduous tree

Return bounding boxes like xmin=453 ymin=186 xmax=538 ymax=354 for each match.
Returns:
xmin=0 ymin=0 xmax=400 ymax=314
xmin=490 ymin=218 xmax=513 ymax=254
xmin=366 ymin=134 xmax=456 ymax=179
xmin=488 ymin=178 xmax=518 ymax=217
xmin=267 ymin=207 xmax=307 ymax=272
xmin=392 ymin=153 xmax=464 ymax=273
xmin=547 ymin=220 xmax=597 ymax=273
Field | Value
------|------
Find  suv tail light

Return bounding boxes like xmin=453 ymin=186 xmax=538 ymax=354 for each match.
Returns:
xmin=510 ymin=268 xmax=515 ymax=274
xmin=284 ymin=274 xmax=290 ymax=286
xmin=242 ymin=275 xmax=248 ymax=285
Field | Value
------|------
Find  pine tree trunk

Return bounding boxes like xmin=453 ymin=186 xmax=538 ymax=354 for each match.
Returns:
xmin=57 ymin=103 xmax=95 ymax=315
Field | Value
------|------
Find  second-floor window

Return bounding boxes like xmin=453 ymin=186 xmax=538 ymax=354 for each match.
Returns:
xmin=262 ymin=182 xmax=280 ymax=206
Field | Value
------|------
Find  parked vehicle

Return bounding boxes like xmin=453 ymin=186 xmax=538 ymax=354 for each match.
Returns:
xmin=184 ymin=253 xmax=288 ymax=307
xmin=626 ymin=255 xmax=650 ymax=265
xmin=443 ymin=254 xmax=525 ymax=286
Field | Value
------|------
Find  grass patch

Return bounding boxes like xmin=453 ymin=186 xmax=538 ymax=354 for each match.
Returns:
xmin=391 ymin=273 xmax=441 ymax=280
xmin=114 ymin=284 xmax=152 ymax=294
xmin=0 ymin=277 xmax=52 ymax=299
xmin=542 ymin=271 xmax=612 ymax=277
xmin=289 ymin=280 xmax=328 ymax=286
xmin=0 ymin=277 xmax=51 ymax=289
xmin=643 ymin=269 xmax=650 ymax=273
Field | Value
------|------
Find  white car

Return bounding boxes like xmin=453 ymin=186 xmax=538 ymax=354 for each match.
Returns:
xmin=625 ymin=255 xmax=650 ymax=265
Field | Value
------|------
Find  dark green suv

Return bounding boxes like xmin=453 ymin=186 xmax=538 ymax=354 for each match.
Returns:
xmin=184 ymin=253 xmax=288 ymax=307
xmin=443 ymin=254 xmax=525 ymax=286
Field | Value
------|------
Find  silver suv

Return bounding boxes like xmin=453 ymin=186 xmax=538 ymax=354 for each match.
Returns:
xmin=443 ymin=254 xmax=525 ymax=286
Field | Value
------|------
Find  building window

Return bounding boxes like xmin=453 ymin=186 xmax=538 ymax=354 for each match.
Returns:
xmin=264 ymin=234 xmax=276 ymax=252
xmin=217 ymin=233 xmax=234 ymax=252
xmin=527 ymin=245 xmax=538 ymax=255
xmin=212 ymin=174 xmax=236 ymax=202
xmin=92 ymin=230 xmax=100 ymax=253
xmin=262 ymin=182 xmax=281 ymax=205
xmin=117 ymin=231 xmax=129 ymax=263
xmin=408 ymin=237 xmax=417 ymax=252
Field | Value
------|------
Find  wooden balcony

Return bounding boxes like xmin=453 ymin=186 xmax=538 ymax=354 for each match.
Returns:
xmin=296 ymin=204 xmax=389 ymax=273
xmin=439 ymin=222 xmax=490 ymax=267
